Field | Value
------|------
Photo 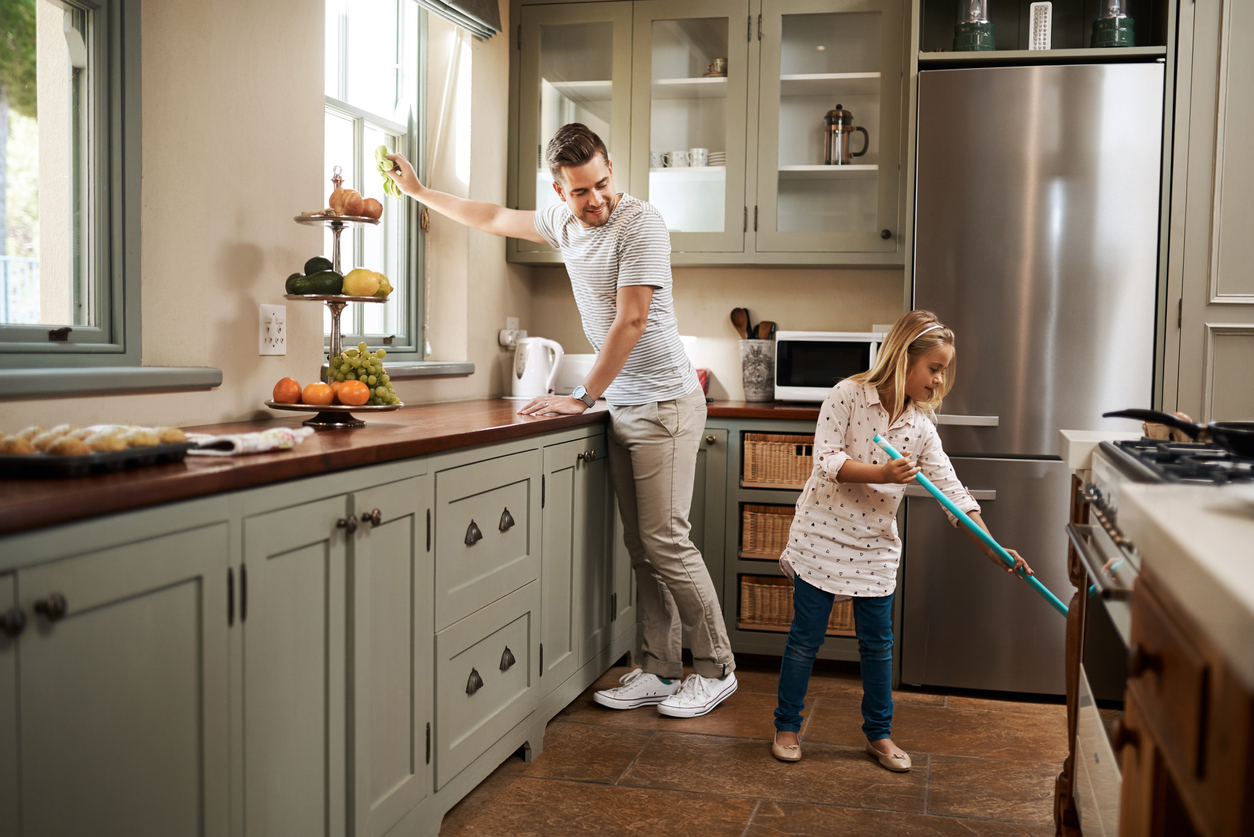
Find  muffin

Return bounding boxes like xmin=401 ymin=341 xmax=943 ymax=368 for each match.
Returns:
xmin=47 ymin=436 xmax=92 ymax=456
xmin=84 ymin=430 xmax=128 ymax=453
xmin=14 ymin=426 xmax=45 ymax=442
xmin=122 ymin=427 xmax=159 ymax=448
xmin=32 ymin=430 xmax=69 ymax=452
xmin=0 ymin=436 xmax=36 ymax=455
xmin=155 ymin=426 xmax=187 ymax=444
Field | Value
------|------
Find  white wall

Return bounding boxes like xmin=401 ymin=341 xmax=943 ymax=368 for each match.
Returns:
xmin=0 ymin=0 xmax=526 ymax=430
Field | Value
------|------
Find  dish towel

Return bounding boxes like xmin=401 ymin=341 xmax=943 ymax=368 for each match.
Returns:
xmin=187 ymin=426 xmax=315 ymax=456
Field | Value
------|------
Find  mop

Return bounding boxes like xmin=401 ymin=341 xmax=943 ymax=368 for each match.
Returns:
xmin=872 ymin=434 xmax=1069 ymax=616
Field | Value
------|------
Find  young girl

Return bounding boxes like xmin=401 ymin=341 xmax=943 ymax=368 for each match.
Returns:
xmin=770 ymin=310 xmax=1034 ymax=771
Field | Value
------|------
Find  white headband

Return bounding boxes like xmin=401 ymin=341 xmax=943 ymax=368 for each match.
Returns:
xmin=911 ymin=324 xmax=943 ymax=343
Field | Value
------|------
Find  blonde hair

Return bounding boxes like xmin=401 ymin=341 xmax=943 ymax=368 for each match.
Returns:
xmin=847 ymin=310 xmax=956 ymax=422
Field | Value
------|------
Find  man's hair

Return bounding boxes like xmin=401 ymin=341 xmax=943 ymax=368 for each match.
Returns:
xmin=545 ymin=123 xmax=610 ymax=183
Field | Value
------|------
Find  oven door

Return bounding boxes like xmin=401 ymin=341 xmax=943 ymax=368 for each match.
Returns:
xmin=1075 ymin=667 xmax=1122 ymax=836
xmin=773 ymin=332 xmax=880 ymax=402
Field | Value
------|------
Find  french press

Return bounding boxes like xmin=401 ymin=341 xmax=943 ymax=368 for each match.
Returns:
xmin=824 ymin=105 xmax=869 ymax=165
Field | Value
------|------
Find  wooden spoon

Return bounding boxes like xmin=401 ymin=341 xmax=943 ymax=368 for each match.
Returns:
xmin=756 ymin=320 xmax=776 ymax=341
xmin=730 ymin=308 xmax=749 ymax=339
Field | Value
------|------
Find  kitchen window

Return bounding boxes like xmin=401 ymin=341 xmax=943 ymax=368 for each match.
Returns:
xmin=324 ymin=0 xmax=425 ymax=358
xmin=0 ymin=0 xmax=142 ymax=369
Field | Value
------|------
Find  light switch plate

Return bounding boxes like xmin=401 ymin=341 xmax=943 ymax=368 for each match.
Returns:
xmin=260 ymin=304 xmax=286 ymax=355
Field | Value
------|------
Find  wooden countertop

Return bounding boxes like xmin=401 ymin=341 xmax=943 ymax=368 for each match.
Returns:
xmin=0 ymin=399 xmax=820 ymax=538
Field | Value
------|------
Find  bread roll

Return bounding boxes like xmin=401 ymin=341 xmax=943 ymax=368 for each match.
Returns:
xmin=0 ymin=436 xmax=35 ymax=455
xmin=47 ymin=436 xmax=92 ymax=456
xmin=85 ymin=431 xmax=127 ymax=453
xmin=156 ymin=426 xmax=187 ymax=444
xmin=15 ymin=426 xmax=44 ymax=441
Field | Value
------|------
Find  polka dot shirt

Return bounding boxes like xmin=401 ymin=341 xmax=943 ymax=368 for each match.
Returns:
xmin=780 ymin=380 xmax=980 ymax=598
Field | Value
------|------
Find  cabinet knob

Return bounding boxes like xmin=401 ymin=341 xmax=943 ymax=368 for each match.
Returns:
xmin=337 ymin=516 xmax=358 ymax=534
xmin=500 ymin=646 xmax=516 ymax=672
xmin=577 ymin=450 xmax=598 ymax=463
xmin=1128 ymin=644 xmax=1163 ymax=678
xmin=466 ymin=667 xmax=484 ymax=695
xmin=880 ymin=229 xmax=892 ymax=240
xmin=361 ymin=508 xmax=383 ymax=527
xmin=1111 ymin=718 xmax=1141 ymax=752
xmin=706 ymin=434 xmax=717 ymax=445
xmin=465 ymin=519 xmax=484 ymax=546
xmin=0 ymin=607 xmax=26 ymax=637
xmin=34 ymin=593 xmax=67 ymax=622
xmin=499 ymin=507 xmax=515 ymax=533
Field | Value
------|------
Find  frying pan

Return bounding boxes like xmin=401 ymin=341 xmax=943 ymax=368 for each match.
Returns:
xmin=1103 ymin=409 xmax=1254 ymax=458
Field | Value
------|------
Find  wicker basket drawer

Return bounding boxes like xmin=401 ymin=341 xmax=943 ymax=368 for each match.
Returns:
xmin=738 ymin=575 xmax=854 ymax=636
xmin=741 ymin=504 xmax=794 ymax=560
xmin=742 ymin=433 xmax=814 ymax=489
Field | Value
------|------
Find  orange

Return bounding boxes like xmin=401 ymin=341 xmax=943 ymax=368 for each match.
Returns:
xmin=337 ymin=380 xmax=370 ymax=406
xmin=301 ymin=382 xmax=334 ymax=406
xmin=328 ymin=380 xmax=345 ymax=402
xmin=273 ymin=377 xmax=301 ymax=404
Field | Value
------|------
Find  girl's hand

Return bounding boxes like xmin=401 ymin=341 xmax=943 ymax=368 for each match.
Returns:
xmin=991 ymin=548 xmax=1035 ymax=577
xmin=385 ymin=153 xmax=422 ymax=198
xmin=879 ymin=450 xmax=920 ymax=484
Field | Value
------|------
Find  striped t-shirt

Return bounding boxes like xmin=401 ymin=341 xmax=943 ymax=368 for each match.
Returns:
xmin=534 ymin=193 xmax=698 ymax=406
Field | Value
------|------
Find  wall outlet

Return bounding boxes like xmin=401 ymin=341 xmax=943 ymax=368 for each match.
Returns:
xmin=506 ymin=317 xmax=519 ymax=331
xmin=260 ymin=304 xmax=286 ymax=355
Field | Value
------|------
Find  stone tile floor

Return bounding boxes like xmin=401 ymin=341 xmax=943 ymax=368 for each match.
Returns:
xmin=440 ymin=661 xmax=1065 ymax=836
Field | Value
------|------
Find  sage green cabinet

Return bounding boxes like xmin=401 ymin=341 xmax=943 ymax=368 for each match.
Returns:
xmin=14 ymin=523 xmax=232 ymax=837
xmin=243 ymin=496 xmax=350 ymax=837
xmin=0 ymin=573 xmax=18 ymax=837
xmin=350 ymin=478 xmax=432 ymax=837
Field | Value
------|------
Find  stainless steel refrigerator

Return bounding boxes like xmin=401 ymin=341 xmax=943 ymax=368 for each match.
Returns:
xmin=905 ymin=63 xmax=1163 ymax=694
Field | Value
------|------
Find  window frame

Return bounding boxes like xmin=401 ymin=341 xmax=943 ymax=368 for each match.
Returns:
xmin=323 ymin=1 xmax=427 ymax=361
xmin=0 ymin=0 xmax=141 ymax=368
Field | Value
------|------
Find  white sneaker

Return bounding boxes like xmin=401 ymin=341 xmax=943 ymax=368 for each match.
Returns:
xmin=593 ymin=669 xmax=681 ymax=710
xmin=657 ymin=671 xmax=738 ymax=718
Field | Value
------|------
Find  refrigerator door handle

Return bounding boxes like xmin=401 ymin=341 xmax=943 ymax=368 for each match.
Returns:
xmin=935 ymin=414 xmax=999 ymax=427
xmin=906 ymin=485 xmax=996 ymax=501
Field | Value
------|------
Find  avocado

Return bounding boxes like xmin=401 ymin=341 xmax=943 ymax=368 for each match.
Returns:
xmin=287 ymin=270 xmax=343 ymax=296
xmin=304 ymin=256 xmax=334 ymax=275
xmin=284 ymin=272 xmax=304 ymax=294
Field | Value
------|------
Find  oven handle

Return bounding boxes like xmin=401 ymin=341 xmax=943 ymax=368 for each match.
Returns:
xmin=905 ymin=485 xmax=995 ymax=501
xmin=1066 ymin=523 xmax=1130 ymax=600
xmin=935 ymin=414 xmax=999 ymax=427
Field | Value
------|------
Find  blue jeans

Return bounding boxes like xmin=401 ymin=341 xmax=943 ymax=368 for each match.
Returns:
xmin=774 ymin=576 xmax=895 ymax=741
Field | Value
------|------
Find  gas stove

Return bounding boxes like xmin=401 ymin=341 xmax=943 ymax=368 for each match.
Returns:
xmin=1104 ymin=438 xmax=1254 ymax=485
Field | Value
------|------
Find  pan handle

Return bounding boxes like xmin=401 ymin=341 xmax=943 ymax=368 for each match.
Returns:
xmin=1102 ymin=409 xmax=1203 ymax=439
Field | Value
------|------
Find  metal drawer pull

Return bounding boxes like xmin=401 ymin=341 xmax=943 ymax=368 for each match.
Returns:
xmin=337 ymin=516 xmax=358 ymax=534
xmin=361 ymin=508 xmax=383 ymax=527
xmin=466 ymin=667 xmax=484 ymax=695
xmin=499 ymin=507 xmax=515 ymax=533
xmin=34 ymin=593 xmax=67 ymax=622
xmin=904 ymin=485 xmax=996 ymax=501
xmin=577 ymin=449 xmax=599 ymax=463
xmin=500 ymin=646 xmax=516 ymax=672
xmin=0 ymin=607 xmax=27 ymax=637
xmin=935 ymin=414 xmax=999 ymax=427
xmin=465 ymin=520 xmax=483 ymax=546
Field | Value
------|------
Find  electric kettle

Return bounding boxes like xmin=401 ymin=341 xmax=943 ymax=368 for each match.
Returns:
xmin=510 ymin=337 xmax=565 ymax=399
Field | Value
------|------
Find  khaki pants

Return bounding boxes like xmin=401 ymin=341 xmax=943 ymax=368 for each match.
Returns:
xmin=607 ymin=387 xmax=735 ymax=680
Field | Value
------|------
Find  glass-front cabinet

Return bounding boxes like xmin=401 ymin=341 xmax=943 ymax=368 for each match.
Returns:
xmin=629 ymin=1 xmax=750 ymax=254
xmin=512 ymin=3 xmax=634 ymax=260
xmin=756 ymin=0 xmax=905 ymax=253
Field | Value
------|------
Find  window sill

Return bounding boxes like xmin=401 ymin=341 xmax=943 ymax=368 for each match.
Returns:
xmin=0 ymin=367 xmax=223 ymax=398
xmin=385 ymin=361 xmax=475 ymax=379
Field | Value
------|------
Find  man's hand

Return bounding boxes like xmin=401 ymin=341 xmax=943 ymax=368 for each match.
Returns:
xmin=878 ymin=450 xmax=919 ymax=484
xmin=516 ymin=395 xmax=588 ymax=417
xmin=385 ymin=153 xmax=422 ymax=198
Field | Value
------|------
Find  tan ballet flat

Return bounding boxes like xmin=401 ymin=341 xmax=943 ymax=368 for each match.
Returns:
xmin=771 ymin=732 xmax=801 ymax=762
xmin=865 ymin=742 xmax=911 ymax=772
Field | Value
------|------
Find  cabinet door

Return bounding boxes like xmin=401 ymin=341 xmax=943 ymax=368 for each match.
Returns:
xmin=0 ymin=574 xmax=16 ymax=837
xmin=16 ymin=524 xmax=231 ymax=837
xmin=755 ymin=0 xmax=905 ymax=253
xmin=514 ymin=2 xmax=634 ymax=257
xmin=692 ymin=427 xmax=728 ymax=605
xmin=243 ymin=498 xmax=349 ymax=837
xmin=629 ymin=0 xmax=750 ymax=253
xmin=351 ymin=478 xmax=431 ymax=837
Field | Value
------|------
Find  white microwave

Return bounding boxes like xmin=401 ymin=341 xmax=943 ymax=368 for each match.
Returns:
xmin=773 ymin=331 xmax=883 ymax=403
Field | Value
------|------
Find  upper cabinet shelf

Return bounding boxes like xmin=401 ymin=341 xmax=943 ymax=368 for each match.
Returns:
xmin=651 ymin=76 xmax=729 ymax=99
xmin=779 ymin=72 xmax=881 ymax=98
xmin=917 ymin=46 xmax=1167 ymax=67
xmin=547 ymin=79 xmax=613 ymax=101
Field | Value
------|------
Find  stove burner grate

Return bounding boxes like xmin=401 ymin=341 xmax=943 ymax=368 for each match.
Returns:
xmin=1111 ymin=438 xmax=1254 ymax=484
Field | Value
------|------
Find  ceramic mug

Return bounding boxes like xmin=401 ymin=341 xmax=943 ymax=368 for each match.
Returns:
xmin=707 ymin=58 xmax=728 ymax=75
xmin=664 ymin=150 xmax=689 ymax=168
xmin=650 ymin=150 xmax=663 ymax=169
xmin=689 ymin=147 xmax=709 ymax=167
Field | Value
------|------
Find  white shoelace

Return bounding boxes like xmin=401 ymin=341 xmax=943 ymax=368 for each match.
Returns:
xmin=608 ymin=668 xmax=648 ymax=693
xmin=671 ymin=674 xmax=716 ymax=703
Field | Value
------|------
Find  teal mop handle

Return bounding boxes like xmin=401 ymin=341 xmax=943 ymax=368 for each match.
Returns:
xmin=872 ymin=434 xmax=1069 ymax=617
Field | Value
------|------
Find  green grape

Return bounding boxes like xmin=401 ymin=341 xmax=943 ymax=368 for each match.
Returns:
xmin=346 ymin=349 xmax=358 ymax=358
xmin=367 ymin=375 xmax=377 ymax=385
xmin=376 ymin=349 xmax=387 ymax=359
xmin=375 ymin=386 xmax=388 ymax=398
xmin=335 ymin=372 xmax=346 ymax=382
xmin=351 ymin=358 xmax=362 ymax=369
xmin=358 ymin=342 xmax=368 ymax=352
xmin=346 ymin=372 xmax=357 ymax=381
xmin=380 ymin=374 xmax=390 ymax=384
xmin=331 ymin=357 xmax=341 ymax=369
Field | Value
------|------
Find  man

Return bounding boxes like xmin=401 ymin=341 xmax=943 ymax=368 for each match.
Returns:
xmin=385 ymin=123 xmax=736 ymax=717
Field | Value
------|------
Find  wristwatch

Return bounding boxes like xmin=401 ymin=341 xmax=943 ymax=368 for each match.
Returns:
xmin=571 ymin=385 xmax=595 ymax=408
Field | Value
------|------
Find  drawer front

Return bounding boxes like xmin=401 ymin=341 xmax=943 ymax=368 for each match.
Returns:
xmin=1128 ymin=580 xmax=1210 ymax=781
xmin=435 ymin=450 xmax=540 ymax=629
xmin=435 ymin=582 xmax=538 ymax=789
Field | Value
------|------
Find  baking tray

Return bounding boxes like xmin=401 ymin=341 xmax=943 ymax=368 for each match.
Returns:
xmin=0 ymin=440 xmax=198 ymax=478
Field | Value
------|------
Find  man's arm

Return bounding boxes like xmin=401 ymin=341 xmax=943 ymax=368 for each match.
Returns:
xmin=385 ymin=153 xmax=547 ymax=244
xmin=516 ymin=285 xmax=653 ymax=416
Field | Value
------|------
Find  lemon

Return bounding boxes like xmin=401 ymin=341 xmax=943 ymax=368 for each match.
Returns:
xmin=343 ymin=268 xmax=381 ymax=297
